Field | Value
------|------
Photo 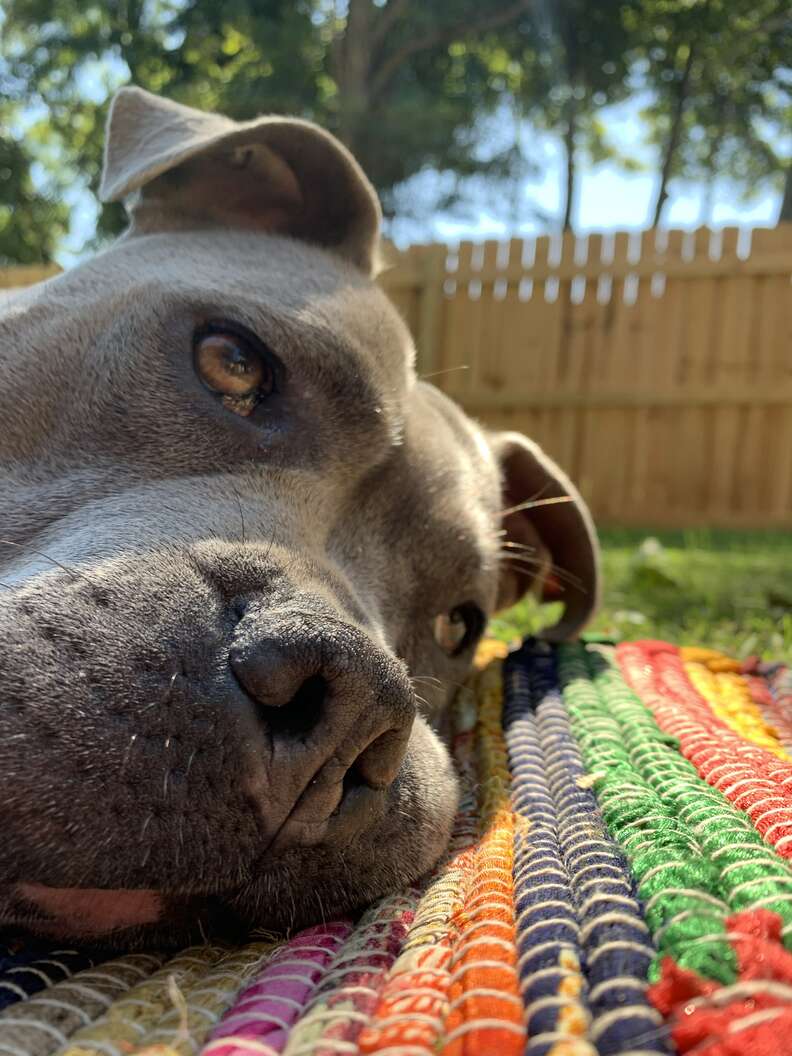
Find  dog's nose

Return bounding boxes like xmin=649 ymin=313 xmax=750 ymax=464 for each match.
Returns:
xmin=228 ymin=606 xmax=415 ymax=848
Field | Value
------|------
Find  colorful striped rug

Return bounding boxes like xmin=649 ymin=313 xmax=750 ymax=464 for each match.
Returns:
xmin=1 ymin=638 xmax=791 ymax=1056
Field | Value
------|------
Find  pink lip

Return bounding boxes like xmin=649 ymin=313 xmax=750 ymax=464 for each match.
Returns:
xmin=18 ymin=882 xmax=162 ymax=936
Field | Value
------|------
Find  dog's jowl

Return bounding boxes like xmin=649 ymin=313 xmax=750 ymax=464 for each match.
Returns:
xmin=0 ymin=88 xmax=599 ymax=945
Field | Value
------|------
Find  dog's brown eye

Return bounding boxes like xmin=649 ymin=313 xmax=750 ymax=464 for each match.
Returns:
xmin=194 ymin=327 xmax=274 ymax=417
xmin=433 ymin=603 xmax=485 ymax=657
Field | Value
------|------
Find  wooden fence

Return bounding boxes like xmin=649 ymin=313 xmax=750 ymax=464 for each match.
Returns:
xmin=3 ymin=226 xmax=791 ymax=527
xmin=380 ymin=226 xmax=792 ymax=528
xmin=0 ymin=264 xmax=60 ymax=291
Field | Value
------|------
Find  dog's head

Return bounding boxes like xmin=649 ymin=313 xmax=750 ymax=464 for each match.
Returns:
xmin=0 ymin=88 xmax=598 ymax=945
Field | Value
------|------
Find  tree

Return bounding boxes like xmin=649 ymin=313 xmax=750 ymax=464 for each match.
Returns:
xmin=5 ymin=0 xmax=788 ymax=259
xmin=634 ymin=0 xmax=792 ymax=227
xmin=0 ymin=135 xmax=68 ymax=265
xmin=780 ymin=164 xmax=792 ymax=223
xmin=0 ymin=63 xmax=69 ymax=263
xmin=0 ymin=0 xmax=536 ymax=256
xmin=499 ymin=1 xmax=641 ymax=231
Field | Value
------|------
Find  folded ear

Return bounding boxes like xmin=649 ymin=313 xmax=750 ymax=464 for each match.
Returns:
xmin=99 ymin=86 xmax=381 ymax=274
xmin=491 ymin=431 xmax=600 ymax=642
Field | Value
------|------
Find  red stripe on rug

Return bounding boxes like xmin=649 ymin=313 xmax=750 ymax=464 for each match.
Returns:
xmin=616 ymin=640 xmax=792 ymax=857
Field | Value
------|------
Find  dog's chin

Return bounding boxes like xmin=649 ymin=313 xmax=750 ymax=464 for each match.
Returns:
xmin=5 ymin=753 xmax=460 ymax=949
xmin=7 ymin=841 xmax=430 ymax=948
xmin=4 ymin=884 xmax=248 ymax=948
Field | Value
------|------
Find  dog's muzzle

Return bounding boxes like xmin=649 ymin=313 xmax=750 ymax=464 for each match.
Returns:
xmin=228 ymin=601 xmax=416 ymax=851
xmin=0 ymin=556 xmax=421 ymax=939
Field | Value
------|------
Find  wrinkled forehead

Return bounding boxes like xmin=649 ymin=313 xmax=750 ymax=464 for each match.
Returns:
xmin=9 ymin=230 xmax=413 ymax=395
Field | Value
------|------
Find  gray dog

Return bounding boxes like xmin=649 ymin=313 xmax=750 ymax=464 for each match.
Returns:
xmin=0 ymin=87 xmax=598 ymax=946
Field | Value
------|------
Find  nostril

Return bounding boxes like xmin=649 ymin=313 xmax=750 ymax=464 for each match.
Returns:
xmin=333 ymin=750 xmax=388 ymax=821
xmin=341 ymin=759 xmax=368 ymax=798
xmin=258 ymin=673 xmax=327 ymax=739
xmin=352 ymin=727 xmax=410 ymax=791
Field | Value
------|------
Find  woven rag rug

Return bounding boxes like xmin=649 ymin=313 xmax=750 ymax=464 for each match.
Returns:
xmin=1 ymin=639 xmax=792 ymax=1056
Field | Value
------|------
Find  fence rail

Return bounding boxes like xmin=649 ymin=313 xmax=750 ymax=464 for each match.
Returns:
xmin=2 ymin=226 xmax=791 ymax=528
xmin=379 ymin=225 xmax=792 ymax=528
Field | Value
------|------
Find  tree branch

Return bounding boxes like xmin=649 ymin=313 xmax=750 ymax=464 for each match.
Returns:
xmin=371 ymin=0 xmax=411 ymax=51
xmin=329 ymin=22 xmax=346 ymax=87
xmin=369 ymin=0 xmax=532 ymax=101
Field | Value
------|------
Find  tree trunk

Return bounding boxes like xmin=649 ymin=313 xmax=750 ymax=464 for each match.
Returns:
xmin=561 ymin=95 xmax=577 ymax=231
xmin=650 ymin=42 xmax=696 ymax=228
xmin=119 ymin=0 xmax=145 ymax=81
xmin=699 ymin=123 xmax=723 ymax=225
xmin=699 ymin=180 xmax=714 ymax=226
xmin=559 ymin=15 xmax=579 ymax=233
xmin=779 ymin=166 xmax=792 ymax=224
xmin=335 ymin=0 xmax=373 ymax=154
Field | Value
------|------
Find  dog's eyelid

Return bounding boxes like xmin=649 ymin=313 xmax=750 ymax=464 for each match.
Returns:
xmin=199 ymin=318 xmax=279 ymax=359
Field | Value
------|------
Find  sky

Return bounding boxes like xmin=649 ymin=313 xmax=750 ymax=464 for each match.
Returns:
xmin=389 ymin=92 xmax=781 ymax=248
xmin=54 ymin=81 xmax=782 ymax=266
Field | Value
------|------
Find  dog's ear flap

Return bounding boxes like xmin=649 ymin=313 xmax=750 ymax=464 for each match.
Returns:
xmin=99 ymin=86 xmax=381 ymax=274
xmin=491 ymin=431 xmax=600 ymax=642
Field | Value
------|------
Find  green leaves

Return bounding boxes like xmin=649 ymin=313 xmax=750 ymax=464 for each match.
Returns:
xmin=0 ymin=133 xmax=68 ymax=264
xmin=1 ymin=0 xmax=790 ymax=260
xmin=636 ymin=0 xmax=792 ymax=222
xmin=0 ymin=0 xmax=545 ymax=255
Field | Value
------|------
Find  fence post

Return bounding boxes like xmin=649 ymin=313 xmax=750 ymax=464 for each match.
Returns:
xmin=415 ymin=244 xmax=446 ymax=377
xmin=0 ymin=264 xmax=60 ymax=288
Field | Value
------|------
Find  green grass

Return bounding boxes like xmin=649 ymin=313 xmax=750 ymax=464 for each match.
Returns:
xmin=490 ymin=528 xmax=792 ymax=662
